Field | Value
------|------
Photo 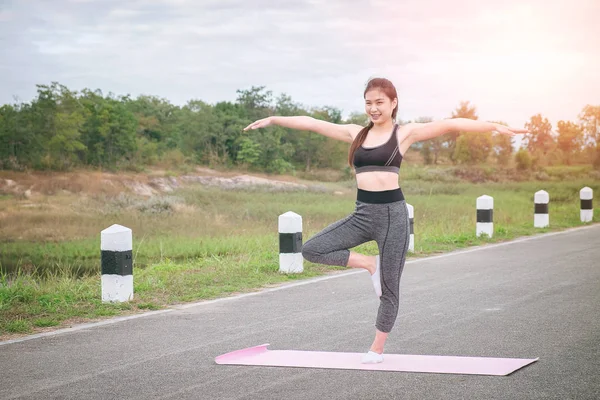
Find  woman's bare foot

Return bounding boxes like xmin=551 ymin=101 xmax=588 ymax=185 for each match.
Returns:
xmin=347 ymin=252 xmax=377 ymax=275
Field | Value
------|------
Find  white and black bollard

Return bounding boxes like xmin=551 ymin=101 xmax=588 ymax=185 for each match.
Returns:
xmin=476 ymin=195 xmax=494 ymax=238
xmin=580 ymin=187 xmax=593 ymax=223
xmin=534 ymin=190 xmax=550 ymax=228
xmin=407 ymin=203 xmax=414 ymax=252
xmin=279 ymin=211 xmax=303 ymax=273
xmin=101 ymin=224 xmax=134 ymax=303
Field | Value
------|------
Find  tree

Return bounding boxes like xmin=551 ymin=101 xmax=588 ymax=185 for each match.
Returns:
xmin=556 ymin=120 xmax=584 ymax=165
xmin=0 ymin=101 xmax=41 ymax=169
xmin=411 ymin=116 xmax=440 ymax=164
xmin=310 ymin=106 xmax=347 ymax=170
xmin=50 ymin=85 xmax=88 ymax=169
xmin=420 ymin=140 xmax=432 ymax=165
xmin=453 ymin=131 xmax=493 ymax=164
xmin=493 ymin=134 xmax=513 ymax=166
xmin=452 ymin=101 xmax=479 ymax=120
xmin=251 ymin=125 xmax=295 ymax=173
xmin=524 ymin=114 xmax=554 ymax=156
xmin=292 ymin=107 xmax=328 ymax=172
xmin=214 ymin=101 xmax=249 ymax=163
xmin=22 ymin=82 xmax=89 ymax=169
xmin=79 ymin=89 xmax=137 ymax=167
xmin=236 ymin=86 xmax=272 ymax=121
xmin=49 ymin=107 xmax=87 ymax=169
xmin=27 ymin=83 xmax=60 ymax=168
xmin=236 ymin=137 xmax=262 ymax=166
xmin=490 ymin=120 xmax=513 ymax=166
xmin=0 ymin=104 xmax=20 ymax=168
xmin=448 ymin=101 xmax=478 ymax=162
xmin=177 ymin=100 xmax=223 ymax=164
xmin=124 ymin=95 xmax=180 ymax=158
xmin=579 ymin=105 xmax=600 ymax=144
xmin=345 ymin=112 xmax=368 ymax=126
xmin=578 ymin=105 xmax=600 ymax=167
xmin=275 ymin=93 xmax=302 ymax=117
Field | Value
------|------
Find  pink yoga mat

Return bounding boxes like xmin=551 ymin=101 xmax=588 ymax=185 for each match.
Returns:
xmin=215 ymin=344 xmax=538 ymax=376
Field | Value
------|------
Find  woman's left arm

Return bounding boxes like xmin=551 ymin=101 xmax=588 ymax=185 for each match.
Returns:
xmin=406 ymin=118 xmax=528 ymax=144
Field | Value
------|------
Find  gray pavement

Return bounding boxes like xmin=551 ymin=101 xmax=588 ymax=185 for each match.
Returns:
xmin=1 ymin=225 xmax=599 ymax=400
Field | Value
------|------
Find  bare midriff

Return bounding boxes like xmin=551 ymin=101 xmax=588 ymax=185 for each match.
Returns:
xmin=355 ymin=171 xmax=399 ymax=191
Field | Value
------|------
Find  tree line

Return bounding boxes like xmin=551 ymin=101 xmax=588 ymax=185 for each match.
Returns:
xmin=422 ymin=101 xmax=600 ymax=170
xmin=1 ymin=82 xmax=599 ymax=173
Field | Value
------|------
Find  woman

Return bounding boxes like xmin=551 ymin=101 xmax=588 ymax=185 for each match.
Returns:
xmin=244 ymin=77 xmax=525 ymax=363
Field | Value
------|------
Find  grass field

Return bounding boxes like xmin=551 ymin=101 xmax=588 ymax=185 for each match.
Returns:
xmin=1 ymin=165 xmax=599 ymax=339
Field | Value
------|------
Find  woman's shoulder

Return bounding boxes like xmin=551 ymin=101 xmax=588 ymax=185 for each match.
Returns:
xmin=347 ymin=124 xmax=367 ymax=140
xmin=396 ymin=122 xmax=419 ymax=135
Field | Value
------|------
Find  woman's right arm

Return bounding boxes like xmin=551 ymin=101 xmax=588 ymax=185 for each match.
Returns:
xmin=243 ymin=116 xmax=361 ymax=144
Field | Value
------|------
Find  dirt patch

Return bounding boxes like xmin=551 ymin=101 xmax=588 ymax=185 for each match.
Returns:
xmin=179 ymin=174 xmax=308 ymax=191
xmin=123 ymin=180 xmax=158 ymax=196
xmin=0 ymin=169 xmax=332 ymax=200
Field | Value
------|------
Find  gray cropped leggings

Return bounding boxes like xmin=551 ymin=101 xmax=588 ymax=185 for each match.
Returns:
xmin=301 ymin=199 xmax=410 ymax=333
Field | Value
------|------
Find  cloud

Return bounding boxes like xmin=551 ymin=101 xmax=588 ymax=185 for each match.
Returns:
xmin=0 ymin=11 xmax=13 ymax=22
xmin=0 ymin=0 xmax=598 ymax=128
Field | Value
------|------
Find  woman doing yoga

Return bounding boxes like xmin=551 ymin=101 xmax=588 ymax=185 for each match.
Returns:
xmin=244 ymin=77 xmax=525 ymax=363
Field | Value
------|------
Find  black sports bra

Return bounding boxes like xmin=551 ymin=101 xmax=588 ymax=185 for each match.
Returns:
xmin=353 ymin=124 xmax=403 ymax=174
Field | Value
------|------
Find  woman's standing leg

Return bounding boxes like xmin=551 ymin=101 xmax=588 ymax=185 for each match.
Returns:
xmin=363 ymin=201 xmax=410 ymax=362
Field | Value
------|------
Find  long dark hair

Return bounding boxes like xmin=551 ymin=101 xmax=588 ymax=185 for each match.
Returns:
xmin=348 ymin=78 xmax=399 ymax=167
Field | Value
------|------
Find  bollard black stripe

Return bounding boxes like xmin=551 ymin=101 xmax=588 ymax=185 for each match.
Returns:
xmin=279 ymin=232 xmax=302 ymax=253
xmin=534 ymin=203 xmax=549 ymax=214
xmin=101 ymin=250 xmax=133 ymax=276
xmin=409 ymin=218 xmax=414 ymax=234
xmin=581 ymin=199 xmax=593 ymax=210
xmin=477 ymin=209 xmax=493 ymax=223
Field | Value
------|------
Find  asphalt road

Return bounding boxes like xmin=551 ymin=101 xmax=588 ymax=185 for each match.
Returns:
xmin=2 ymin=225 xmax=599 ymax=400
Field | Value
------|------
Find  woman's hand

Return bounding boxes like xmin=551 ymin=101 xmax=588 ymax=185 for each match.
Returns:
xmin=491 ymin=123 xmax=529 ymax=136
xmin=403 ymin=119 xmax=530 ymax=153
xmin=243 ymin=117 xmax=272 ymax=131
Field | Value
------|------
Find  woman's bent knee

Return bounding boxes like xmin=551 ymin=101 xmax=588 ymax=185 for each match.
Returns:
xmin=301 ymin=239 xmax=349 ymax=266
xmin=301 ymin=240 xmax=321 ymax=263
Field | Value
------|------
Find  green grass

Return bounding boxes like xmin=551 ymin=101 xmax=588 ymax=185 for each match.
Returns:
xmin=1 ymin=171 xmax=599 ymax=339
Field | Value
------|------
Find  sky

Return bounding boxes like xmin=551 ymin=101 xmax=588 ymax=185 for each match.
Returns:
xmin=1 ymin=0 xmax=599 ymax=129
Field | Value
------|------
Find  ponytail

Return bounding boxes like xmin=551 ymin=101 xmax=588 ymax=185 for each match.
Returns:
xmin=348 ymin=122 xmax=374 ymax=167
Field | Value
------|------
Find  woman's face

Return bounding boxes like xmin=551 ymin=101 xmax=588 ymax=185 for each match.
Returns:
xmin=364 ymin=89 xmax=397 ymax=125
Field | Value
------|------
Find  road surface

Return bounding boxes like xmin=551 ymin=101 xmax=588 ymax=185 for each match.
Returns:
xmin=1 ymin=225 xmax=599 ymax=399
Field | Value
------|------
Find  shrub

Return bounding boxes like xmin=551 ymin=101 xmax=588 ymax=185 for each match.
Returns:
xmin=515 ymin=149 xmax=532 ymax=171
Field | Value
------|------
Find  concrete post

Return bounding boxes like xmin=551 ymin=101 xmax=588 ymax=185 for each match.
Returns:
xmin=534 ymin=190 xmax=549 ymax=228
xmin=580 ymin=187 xmax=593 ymax=223
xmin=407 ymin=203 xmax=414 ymax=252
xmin=476 ymin=195 xmax=494 ymax=238
xmin=101 ymin=224 xmax=133 ymax=303
xmin=279 ymin=212 xmax=303 ymax=273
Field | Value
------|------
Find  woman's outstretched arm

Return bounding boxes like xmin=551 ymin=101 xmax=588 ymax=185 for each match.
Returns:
xmin=243 ymin=116 xmax=362 ymax=144
xmin=406 ymin=118 xmax=528 ymax=144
